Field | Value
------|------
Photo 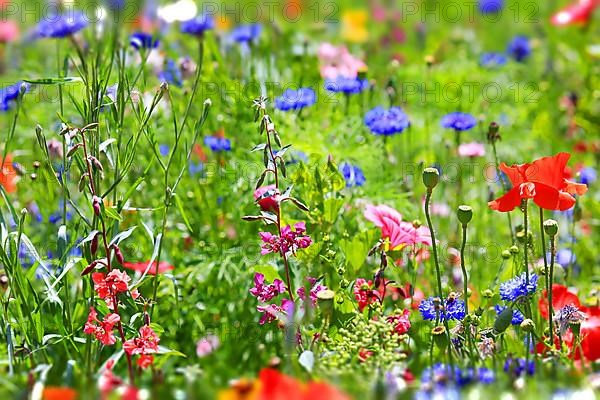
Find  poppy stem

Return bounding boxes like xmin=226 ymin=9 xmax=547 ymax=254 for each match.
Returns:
xmin=548 ymin=230 xmax=556 ymax=350
xmin=522 ymin=200 xmax=529 ymax=286
xmin=539 ymin=207 xmax=548 ymax=333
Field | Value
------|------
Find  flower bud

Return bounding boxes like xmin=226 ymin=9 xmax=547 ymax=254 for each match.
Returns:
xmin=90 ymin=234 xmax=99 ymax=256
xmin=501 ymin=250 xmax=511 ymax=259
xmin=494 ymin=307 xmax=513 ymax=333
xmin=412 ymin=219 xmax=422 ymax=228
xmin=92 ymin=196 xmax=102 ymax=216
xmin=543 ymin=219 xmax=558 ymax=236
xmin=509 ymin=245 xmax=519 ymax=254
xmin=457 ymin=205 xmax=473 ymax=225
xmin=422 ymin=168 xmax=440 ymax=190
xmin=113 ymin=245 xmax=124 ymax=265
xmin=483 ymin=289 xmax=494 ymax=298
xmin=520 ymin=319 xmax=535 ymax=332
xmin=487 ymin=122 xmax=500 ymax=143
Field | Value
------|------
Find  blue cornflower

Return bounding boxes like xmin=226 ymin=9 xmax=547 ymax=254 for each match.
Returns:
xmin=0 ymin=82 xmax=26 ymax=111
xmin=106 ymin=0 xmax=125 ymax=10
xmin=419 ymin=296 xmax=466 ymax=321
xmin=507 ymin=36 xmax=531 ymax=62
xmin=441 ymin=112 xmax=477 ymax=131
xmin=130 ymin=32 xmax=159 ymax=50
xmin=49 ymin=211 xmax=73 ymax=225
xmin=231 ymin=24 xmax=262 ymax=43
xmin=19 ymin=243 xmax=35 ymax=268
xmin=159 ymin=145 xmax=170 ymax=157
xmin=364 ymin=106 xmax=410 ymax=136
xmin=495 ymin=305 xmax=525 ymax=325
xmin=274 ymin=88 xmax=316 ymax=111
xmin=158 ymin=59 xmax=183 ymax=87
xmin=36 ymin=12 xmax=88 ymax=38
xmin=324 ymin=76 xmax=369 ymax=95
xmin=188 ymin=162 xmax=204 ymax=176
xmin=204 ymin=136 xmax=231 ymax=152
xmin=504 ymin=358 xmax=535 ymax=377
xmin=479 ymin=0 xmax=504 ymax=13
xmin=479 ymin=52 xmax=507 ymax=68
xmin=339 ymin=162 xmax=366 ymax=187
xmin=579 ymin=167 xmax=596 ymax=185
xmin=555 ymin=248 xmax=574 ymax=268
xmin=499 ymin=273 xmax=538 ymax=301
xmin=181 ymin=14 xmax=215 ymax=36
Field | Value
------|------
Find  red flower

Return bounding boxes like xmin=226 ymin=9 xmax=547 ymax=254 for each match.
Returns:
xmin=42 ymin=387 xmax=77 ymax=400
xmin=122 ymin=261 xmax=174 ymax=275
xmin=254 ymin=185 xmax=279 ymax=212
xmin=124 ymin=325 xmax=160 ymax=368
xmin=0 ymin=154 xmax=17 ymax=193
xmin=386 ymin=309 xmax=411 ymax=335
xmin=537 ymin=284 xmax=600 ymax=361
xmin=353 ymin=278 xmax=382 ymax=312
xmin=551 ymin=0 xmax=600 ymax=26
xmin=83 ymin=307 xmax=120 ymax=346
xmin=488 ymin=153 xmax=587 ymax=212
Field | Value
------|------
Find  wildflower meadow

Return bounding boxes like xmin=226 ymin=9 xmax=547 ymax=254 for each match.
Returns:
xmin=0 ymin=0 xmax=599 ymax=399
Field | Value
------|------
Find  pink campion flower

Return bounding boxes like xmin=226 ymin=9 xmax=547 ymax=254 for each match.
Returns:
xmin=386 ymin=221 xmax=432 ymax=250
xmin=254 ymin=185 xmax=279 ymax=211
xmin=364 ymin=204 xmax=403 ymax=228
xmin=196 ymin=335 xmax=219 ymax=357
xmin=296 ymin=277 xmax=327 ymax=307
xmin=354 ymin=278 xmax=381 ymax=312
xmin=249 ymin=273 xmax=286 ymax=302
xmin=317 ymin=42 xmax=366 ymax=79
xmin=123 ymin=325 xmax=160 ymax=356
xmin=386 ymin=309 xmax=411 ymax=335
xmin=458 ymin=142 xmax=486 ymax=158
xmin=84 ymin=307 xmax=120 ymax=346
xmin=98 ymin=360 xmax=122 ymax=396
xmin=0 ymin=20 xmax=19 ymax=43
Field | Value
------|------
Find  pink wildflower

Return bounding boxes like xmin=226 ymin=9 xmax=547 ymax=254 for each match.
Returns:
xmin=83 ymin=307 xmax=120 ymax=346
xmin=259 ymin=222 xmax=312 ymax=256
xmin=196 ymin=335 xmax=220 ymax=357
xmin=354 ymin=278 xmax=381 ymax=312
xmin=296 ymin=277 xmax=327 ymax=307
xmin=458 ymin=142 xmax=486 ymax=158
xmin=386 ymin=309 xmax=411 ymax=335
xmin=254 ymin=185 xmax=279 ymax=211
xmin=249 ymin=273 xmax=286 ymax=302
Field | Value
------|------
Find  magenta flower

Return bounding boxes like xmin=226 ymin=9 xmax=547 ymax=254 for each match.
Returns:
xmin=259 ymin=222 xmax=312 ymax=256
xmin=296 ymin=277 xmax=327 ymax=307
xmin=249 ymin=273 xmax=286 ymax=302
xmin=386 ymin=309 xmax=411 ymax=335
xmin=257 ymin=298 xmax=293 ymax=325
xmin=196 ymin=335 xmax=219 ymax=357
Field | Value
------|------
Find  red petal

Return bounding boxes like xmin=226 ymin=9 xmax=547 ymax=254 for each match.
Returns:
xmin=527 ymin=152 xmax=570 ymax=190
xmin=499 ymin=162 xmax=526 ymax=186
xmin=538 ymin=284 xmax=581 ymax=319
xmin=488 ymin=187 xmax=521 ymax=212
xmin=531 ymin=182 xmax=563 ymax=211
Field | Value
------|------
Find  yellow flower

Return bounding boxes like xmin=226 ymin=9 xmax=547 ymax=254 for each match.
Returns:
xmin=216 ymin=14 xmax=232 ymax=31
xmin=217 ymin=379 xmax=260 ymax=400
xmin=342 ymin=10 xmax=369 ymax=43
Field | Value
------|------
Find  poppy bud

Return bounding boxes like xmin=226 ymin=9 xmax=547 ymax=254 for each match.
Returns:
xmin=487 ymin=122 xmax=500 ymax=142
xmin=422 ymin=168 xmax=439 ymax=190
xmin=543 ymin=219 xmax=559 ymax=236
xmin=501 ymin=250 xmax=511 ymax=259
xmin=509 ymin=245 xmax=519 ymax=254
xmin=520 ymin=319 xmax=535 ymax=332
xmin=431 ymin=326 xmax=448 ymax=349
xmin=457 ymin=205 xmax=473 ymax=225
xmin=483 ymin=289 xmax=493 ymax=298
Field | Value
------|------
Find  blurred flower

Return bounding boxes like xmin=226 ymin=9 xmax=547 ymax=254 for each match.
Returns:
xmin=36 ymin=12 xmax=88 ymax=38
xmin=488 ymin=153 xmax=588 ymax=212
xmin=130 ymin=32 xmax=159 ymax=50
xmin=158 ymin=59 xmax=183 ymax=87
xmin=181 ymin=14 xmax=215 ymax=36
xmin=339 ymin=162 xmax=366 ymax=187
xmin=324 ymin=76 xmax=369 ymax=94
xmin=196 ymin=335 xmax=219 ymax=357
xmin=479 ymin=0 xmax=504 ymax=13
xmin=230 ymin=24 xmax=262 ymax=44
xmin=551 ymin=0 xmax=600 ymax=26
xmin=317 ymin=43 xmax=366 ymax=79
xmin=122 ymin=261 xmax=174 ymax=275
xmin=441 ymin=112 xmax=477 ymax=131
xmin=296 ymin=277 xmax=327 ymax=307
xmin=495 ymin=305 xmax=525 ymax=325
xmin=507 ymin=36 xmax=531 ymax=62
xmin=42 ymin=387 xmax=77 ymax=400
xmin=124 ymin=325 xmax=160 ymax=368
xmin=504 ymin=357 xmax=535 ymax=377
xmin=578 ymin=166 xmax=596 ymax=185
xmin=341 ymin=10 xmax=368 ymax=43
xmin=257 ymin=298 xmax=292 ymax=325
xmin=204 ymin=136 xmax=231 ymax=152
xmin=364 ymin=106 xmax=410 ymax=136
xmin=0 ymin=82 xmax=25 ymax=111
xmin=458 ymin=142 xmax=485 ymax=157
xmin=0 ymin=20 xmax=19 ymax=43
xmin=275 ymin=88 xmax=316 ymax=111
xmin=479 ymin=52 xmax=507 ymax=68
xmin=499 ymin=273 xmax=538 ymax=301
xmin=0 ymin=154 xmax=16 ymax=193
xmin=419 ymin=296 xmax=466 ymax=321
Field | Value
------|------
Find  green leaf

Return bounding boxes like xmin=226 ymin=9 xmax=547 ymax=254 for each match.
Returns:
xmin=23 ymin=77 xmax=83 ymax=85
xmin=104 ymin=207 xmax=123 ymax=222
xmin=253 ymin=265 xmax=281 ymax=282
xmin=175 ymin=195 xmax=194 ymax=233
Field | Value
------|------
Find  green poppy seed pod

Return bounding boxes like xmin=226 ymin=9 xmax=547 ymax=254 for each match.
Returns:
xmin=509 ymin=245 xmax=519 ymax=254
xmin=543 ymin=219 xmax=559 ymax=236
xmin=317 ymin=289 xmax=335 ymax=314
xmin=501 ymin=250 xmax=511 ymax=259
xmin=422 ymin=168 xmax=440 ymax=190
xmin=457 ymin=205 xmax=473 ymax=225
xmin=483 ymin=289 xmax=494 ymax=298
xmin=431 ymin=326 xmax=448 ymax=349
xmin=520 ymin=319 xmax=535 ymax=332
xmin=494 ymin=307 xmax=513 ymax=333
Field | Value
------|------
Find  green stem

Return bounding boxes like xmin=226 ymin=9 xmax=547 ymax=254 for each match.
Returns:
xmin=548 ymin=233 xmax=556 ymax=349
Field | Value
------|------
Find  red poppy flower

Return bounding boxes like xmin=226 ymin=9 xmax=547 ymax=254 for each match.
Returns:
xmin=488 ymin=152 xmax=587 ymax=212
xmin=0 ymin=155 xmax=17 ymax=193
xmin=122 ymin=261 xmax=174 ymax=275
xmin=537 ymin=284 xmax=600 ymax=361
xmin=42 ymin=387 xmax=77 ymax=400
xmin=551 ymin=0 xmax=600 ymax=26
